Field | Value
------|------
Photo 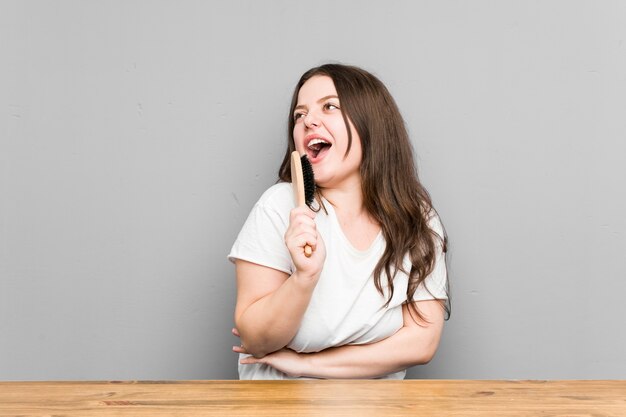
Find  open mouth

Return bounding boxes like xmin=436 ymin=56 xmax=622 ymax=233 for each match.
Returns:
xmin=307 ymin=138 xmax=332 ymax=160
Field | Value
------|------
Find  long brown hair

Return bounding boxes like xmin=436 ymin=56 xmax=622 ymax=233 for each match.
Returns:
xmin=278 ymin=64 xmax=450 ymax=320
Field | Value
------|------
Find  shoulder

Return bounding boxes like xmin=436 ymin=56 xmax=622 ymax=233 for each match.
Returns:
xmin=426 ymin=209 xmax=444 ymax=239
xmin=424 ymin=209 xmax=447 ymax=256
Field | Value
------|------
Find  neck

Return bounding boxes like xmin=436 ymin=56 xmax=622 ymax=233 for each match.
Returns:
xmin=320 ymin=177 xmax=367 ymax=217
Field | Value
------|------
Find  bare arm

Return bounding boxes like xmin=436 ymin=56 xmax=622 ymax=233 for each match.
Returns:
xmin=234 ymin=260 xmax=318 ymax=358
xmin=234 ymin=206 xmax=326 ymax=358
xmin=239 ymin=299 xmax=445 ymax=378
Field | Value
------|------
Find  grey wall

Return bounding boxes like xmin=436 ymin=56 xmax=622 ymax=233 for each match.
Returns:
xmin=1 ymin=1 xmax=625 ymax=380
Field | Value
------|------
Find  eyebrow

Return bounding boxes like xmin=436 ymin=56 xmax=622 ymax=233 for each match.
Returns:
xmin=294 ymin=95 xmax=339 ymax=111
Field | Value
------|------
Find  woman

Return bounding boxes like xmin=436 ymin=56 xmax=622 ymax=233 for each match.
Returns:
xmin=228 ymin=64 xmax=449 ymax=379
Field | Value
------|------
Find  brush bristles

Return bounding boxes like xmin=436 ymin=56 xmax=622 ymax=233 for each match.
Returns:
xmin=300 ymin=155 xmax=316 ymax=208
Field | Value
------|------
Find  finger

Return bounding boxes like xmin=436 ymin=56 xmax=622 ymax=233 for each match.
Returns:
xmin=302 ymin=233 xmax=317 ymax=252
xmin=290 ymin=206 xmax=316 ymax=220
xmin=286 ymin=228 xmax=317 ymax=248
xmin=285 ymin=213 xmax=316 ymax=238
xmin=292 ymin=233 xmax=317 ymax=254
xmin=288 ymin=216 xmax=316 ymax=234
xmin=240 ymin=356 xmax=259 ymax=365
xmin=232 ymin=345 xmax=247 ymax=354
xmin=286 ymin=225 xmax=317 ymax=247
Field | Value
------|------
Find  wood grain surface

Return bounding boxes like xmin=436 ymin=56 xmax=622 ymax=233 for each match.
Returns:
xmin=1 ymin=380 xmax=625 ymax=417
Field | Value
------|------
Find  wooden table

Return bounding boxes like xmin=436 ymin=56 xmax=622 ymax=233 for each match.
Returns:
xmin=1 ymin=380 xmax=625 ymax=416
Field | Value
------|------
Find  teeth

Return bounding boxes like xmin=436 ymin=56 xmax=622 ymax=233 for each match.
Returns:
xmin=307 ymin=138 xmax=329 ymax=149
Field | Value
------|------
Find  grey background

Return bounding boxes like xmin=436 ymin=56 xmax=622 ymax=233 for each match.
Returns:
xmin=1 ymin=1 xmax=625 ymax=380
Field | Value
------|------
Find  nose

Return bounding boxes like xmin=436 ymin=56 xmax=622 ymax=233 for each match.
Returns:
xmin=303 ymin=112 xmax=319 ymax=129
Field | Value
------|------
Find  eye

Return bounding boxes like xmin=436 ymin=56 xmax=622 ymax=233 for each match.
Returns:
xmin=293 ymin=112 xmax=306 ymax=121
xmin=324 ymin=102 xmax=339 ymax=111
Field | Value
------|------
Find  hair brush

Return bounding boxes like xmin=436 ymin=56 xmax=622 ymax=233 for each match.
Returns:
xmin=290 ymin=151 xmax=316 ymax=257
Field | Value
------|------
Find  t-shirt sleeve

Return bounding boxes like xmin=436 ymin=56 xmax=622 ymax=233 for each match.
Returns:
xmin=228 ymin=202 xmax=293 ymax=275
xmin=413 ymin=213 xmax=449 ymax=301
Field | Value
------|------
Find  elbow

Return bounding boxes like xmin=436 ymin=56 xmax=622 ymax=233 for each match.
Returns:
xmin=417 ymin=336 xmax=441 ymax=365
xmin=242 ymin=341 xmax=270 ymax=359
xmin=235 ymin=325 xmax=271 ymax=358
xmin=405 ymin=331 xmax=441 ymax=367
xmin=419 ymin=348 xmax=437 ymax=365
xmin=234 ymin=312 xmax=291 ymax=358
xmin=406 ymin=347 xmax=437 ymax=368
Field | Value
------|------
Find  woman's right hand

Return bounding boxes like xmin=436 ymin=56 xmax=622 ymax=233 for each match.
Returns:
xmin=285 ymin=206 xmax=326 ymax=279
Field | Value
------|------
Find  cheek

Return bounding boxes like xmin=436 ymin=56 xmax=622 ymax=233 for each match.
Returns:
xmin=292 ymin=125 xmax=302 ymax=142
xmin=328 ymin=121 xmax=349 ymax=148
xmin=346 ymin=130 xmax=363 ymax=165
xmin=292 ymin=126 xmax=306 ymax=152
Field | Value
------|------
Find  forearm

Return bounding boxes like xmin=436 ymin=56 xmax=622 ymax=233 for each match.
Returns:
xmin=236 ymin=271 xmax=317 ymax=357
xmin=299 ymin=325 xmax=439 ymax=379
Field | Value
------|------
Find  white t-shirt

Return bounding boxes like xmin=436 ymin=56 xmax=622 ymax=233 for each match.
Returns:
xmin=228 ymin=182 xmax=447 ymax=379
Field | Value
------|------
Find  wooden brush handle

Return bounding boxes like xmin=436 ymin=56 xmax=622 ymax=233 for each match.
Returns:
xmin=291 ymin=151 xmax=305 ymax=206
xmin=291 ymin=151 xmax=313 ymax=257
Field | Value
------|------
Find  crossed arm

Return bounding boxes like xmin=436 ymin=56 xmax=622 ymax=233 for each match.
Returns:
xmin=234 ymin=259 xmax=446 ymax=379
